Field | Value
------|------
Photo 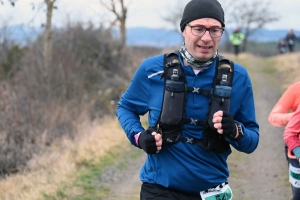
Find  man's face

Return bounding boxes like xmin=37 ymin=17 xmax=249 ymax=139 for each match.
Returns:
xmin=182 ymin=18 xmax=222 ymax=61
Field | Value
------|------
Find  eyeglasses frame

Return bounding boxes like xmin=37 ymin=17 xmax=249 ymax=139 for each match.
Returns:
xmin=186 ymin=23 xmax=224 ymax=38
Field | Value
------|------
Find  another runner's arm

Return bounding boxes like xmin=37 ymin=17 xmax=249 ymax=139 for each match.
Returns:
xmin=116 ymin=61 xmax=150 ymax=147
xmin=284 ymin=105 xmax=300 ymax=161
xmin=268 ymin=83 xmax=297 ymax=127
xmin=229 ymin=73 xmax=259 ymax=153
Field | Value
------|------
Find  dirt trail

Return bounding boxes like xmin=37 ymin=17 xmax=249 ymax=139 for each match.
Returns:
xmin=100 ymin=146 xmax=145 ymax=200
xmin=102 ymin=55 xmax=292 ymax=200
xmin=227 ymin=56 xmax=291 ymax=200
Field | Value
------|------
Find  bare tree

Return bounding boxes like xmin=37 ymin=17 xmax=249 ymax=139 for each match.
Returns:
xmin=43 ymin=0 xmax=56 ymax=76
xmin=160 ymin=0 xmax=189 ymax=45
xmin=0 ymin=0 xmax=17 ymax=6
xmin=1 ymin=0 xmax=57 ymax=75
xmin=162 ymin=1 xmax=188 ymax=34
xmin=224 ymin=0 xmax=278 ymax=51
xmin=100 ymin=0 xmax=128 ymax=47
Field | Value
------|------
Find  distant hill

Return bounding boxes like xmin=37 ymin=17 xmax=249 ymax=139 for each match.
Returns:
xmin=3 ymin=25 xmax=300 ymax=48
xmin=126 ymin=27 xmax=183 ymax=47
xmin=5 ymin=25 xmax=42 ymax=45
xmin=247 ymin=29 xmax=300 ymax=42
xmin=126 ymin=27 xmax=300 ymax=47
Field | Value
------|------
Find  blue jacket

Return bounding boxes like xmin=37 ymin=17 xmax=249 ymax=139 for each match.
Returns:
xmin=116 ymin=53 xmax=259 ymax=193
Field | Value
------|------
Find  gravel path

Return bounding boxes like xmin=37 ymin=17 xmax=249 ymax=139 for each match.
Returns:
xmin=227 ymin=56 xmax=292 ymax=200
xmin=101 ymin=55 xmax=292 ymax=200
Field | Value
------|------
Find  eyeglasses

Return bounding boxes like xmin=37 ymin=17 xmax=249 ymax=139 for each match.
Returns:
xmin=186 ymin=24 xmax=224 ymax=38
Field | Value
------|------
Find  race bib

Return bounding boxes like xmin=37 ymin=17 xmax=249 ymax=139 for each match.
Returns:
xmin=289 ymin=163 xmax=300 ymax=188
xmin=288 ymin=39 xmax=294 ymax=45
xmin=200 ymin=183 xmax=233 ymax=200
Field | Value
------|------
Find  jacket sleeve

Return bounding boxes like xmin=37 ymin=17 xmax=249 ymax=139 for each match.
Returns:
xmin=284 ymin=105 xmax=300 ymax=157
xmin=116 ymin=60 xmax=151 ymax=147
xmin=268 ymin=83 xmax=297 ymax=127
xmin=229 ymin=71 xmax=259 ymax=154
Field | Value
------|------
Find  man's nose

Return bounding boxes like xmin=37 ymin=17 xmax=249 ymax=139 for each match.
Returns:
xmin=201 ymin=30 xmax=212 ymax=41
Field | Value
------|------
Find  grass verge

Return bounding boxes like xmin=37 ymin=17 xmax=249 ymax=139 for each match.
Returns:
xmin=42 ymin=143 xmax=135 ymax=200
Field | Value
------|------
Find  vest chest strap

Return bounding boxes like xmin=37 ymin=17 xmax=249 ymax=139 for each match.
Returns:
xmin=185 ymin=118 xmax=205 ymax=126
xmin=187 ymin=87 xmax=210 ymax=96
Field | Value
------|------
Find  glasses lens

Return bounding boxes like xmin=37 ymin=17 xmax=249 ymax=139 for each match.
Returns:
xmin=191 ymin=27 xmax=205 ymax=36
xmin=210 ymin=29 xmax=223 ymax=37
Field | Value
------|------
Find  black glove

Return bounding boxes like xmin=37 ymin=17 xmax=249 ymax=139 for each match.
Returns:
xmin=221 ymin=111 xmax=237 ymax=139
xmin=138 ymin=128 xmax=157 ymax=154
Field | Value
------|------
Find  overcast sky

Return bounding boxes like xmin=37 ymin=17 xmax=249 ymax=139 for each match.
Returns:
xmin=0 ymin=0 xmax=298 ymax=31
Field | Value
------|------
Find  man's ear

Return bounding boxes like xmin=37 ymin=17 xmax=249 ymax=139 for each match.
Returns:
xmin=182 ymin=29 xmax=186 ymax=38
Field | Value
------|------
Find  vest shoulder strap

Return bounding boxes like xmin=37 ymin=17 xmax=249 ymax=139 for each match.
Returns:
xmin=215 ymin=54 xmax=234 ymax=87
xmin=163 ymin=50 xmax=184 ymax=80
xmin=164 ymin=50 xmax=180 ymax=68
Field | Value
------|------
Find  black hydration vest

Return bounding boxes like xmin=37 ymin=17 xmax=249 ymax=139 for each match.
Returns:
xmin=155 ymin=50 xmax=234 ymax=153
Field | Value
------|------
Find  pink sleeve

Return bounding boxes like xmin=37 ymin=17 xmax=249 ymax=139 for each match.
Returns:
xmin=268 ymin=104 xmax=294 ymax=127
xmin=268 ymin=82 xmax=299 ymax=127
xmin=284 ymin=105 xmax=300 ymax=152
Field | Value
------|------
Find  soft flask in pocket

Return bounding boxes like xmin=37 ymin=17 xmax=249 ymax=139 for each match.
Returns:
xmin=208 ymin=74 xmax=232 ymax=129
xmin=160 ymin=69 xmax=185 ymax=125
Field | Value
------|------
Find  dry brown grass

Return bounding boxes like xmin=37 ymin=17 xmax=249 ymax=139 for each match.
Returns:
xmin=267 ymin=52 xmax=300 ymax=90
xmin=0 ymin=117 xmax=127 ymax=200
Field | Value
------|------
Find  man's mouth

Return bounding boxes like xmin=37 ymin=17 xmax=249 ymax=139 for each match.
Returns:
xmin=198 ymin=45 xmax=212 ymax=49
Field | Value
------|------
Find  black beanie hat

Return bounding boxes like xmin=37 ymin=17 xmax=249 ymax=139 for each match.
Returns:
xmin=180 ymin=0 xmax=225 ymax=32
